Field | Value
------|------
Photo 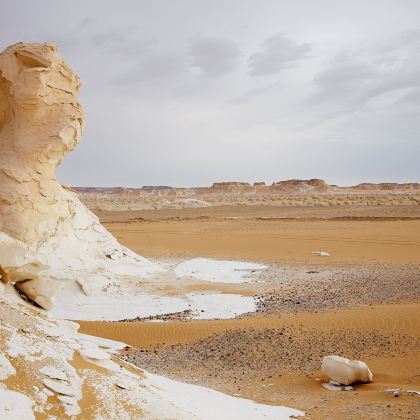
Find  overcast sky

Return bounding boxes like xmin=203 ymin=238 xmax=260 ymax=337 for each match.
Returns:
xmin=1 ymin=0 xmax=420 ymax=187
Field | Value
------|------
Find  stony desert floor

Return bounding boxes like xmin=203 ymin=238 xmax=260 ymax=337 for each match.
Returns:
xmin=78 ymin=204 xmax=420 ymax=419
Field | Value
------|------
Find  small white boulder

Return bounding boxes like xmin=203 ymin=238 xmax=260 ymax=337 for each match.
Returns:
xmin=321 ymin=355 xmax=373 ymax=385
xmin=314 ymin=251 xmax=330 ymax=257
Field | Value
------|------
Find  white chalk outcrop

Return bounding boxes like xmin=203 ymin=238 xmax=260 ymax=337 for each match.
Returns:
xmin=321 ymin=355 xmax=373 ymax=386
xmin=0 ymin=42 xmax=260 ymax=321
xmin=0 ymin=42 xmax=162 ymax=308
xmin=0 ymin=298 xmax=304 ymax=419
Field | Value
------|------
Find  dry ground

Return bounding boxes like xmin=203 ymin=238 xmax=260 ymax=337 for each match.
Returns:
xmin=77 ymin=204 xmax=420 ymax=419
xmin=102 ymin=206 xmax=420 ymax=265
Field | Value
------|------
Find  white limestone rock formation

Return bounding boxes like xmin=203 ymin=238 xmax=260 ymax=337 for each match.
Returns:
xmin=0 ymin=233 xmax=47 ymax=283
xmin=0 ymin=232 xmax=61 ymax=308
xmin=0 ymin=43 xmax=162 ymax=308
xmin=321 ymin=355 xmax=373 ymax=386
xmin=0 ymin=43 xmax=259 ymax=321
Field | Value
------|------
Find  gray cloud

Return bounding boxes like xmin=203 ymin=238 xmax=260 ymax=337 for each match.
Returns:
xmin=248 ymin=33 xmax=312 ymax=76
xmin=396 ymin=87 xmax=420 ymax=106
xmin=1 ymin=0 xmax=419 ymax=187
xmin=188 ymin=35 xmax=241 ymax=77
xmin=113 ymin=54 xmax=187 ymax=86
xmin=313 ymin=31 xmax=420 ymax=111
xmin=313 ymin=54 xmax=378 ymax=106
xmin=90 ymin=30 xmax=157 ymax=59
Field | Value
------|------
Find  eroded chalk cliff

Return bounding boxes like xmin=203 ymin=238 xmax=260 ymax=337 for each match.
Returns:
xmin=0 ymin=43 xmax=161 ymax=308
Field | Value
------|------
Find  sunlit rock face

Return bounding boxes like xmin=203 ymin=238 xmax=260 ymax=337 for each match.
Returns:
xmin=0 ymin=43 xmax=83 ymax=247
xmin=0 ymin=43 xmax=161 ymax=298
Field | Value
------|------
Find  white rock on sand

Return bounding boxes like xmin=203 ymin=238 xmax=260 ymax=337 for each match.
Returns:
xmin=322 ymin=381 xmax=353 ymax=391
xmin=39 ymin=365 xmax=68 ymax=381
xmin=0 ymin=390 xmax=35 ymax=420
xmin=0 ymin=353 xmax=16 ymax=380
xmin=321 ymin=355 xmax=373 ymax=386
xmin=314 ymin=251 xmax=330 ymax=257
xmin=42 ymin=378 xmax=78 ymax=397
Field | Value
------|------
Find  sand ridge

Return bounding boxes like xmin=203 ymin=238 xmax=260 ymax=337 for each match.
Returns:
xmin=77 ymin=303 xmax=420 ymax=349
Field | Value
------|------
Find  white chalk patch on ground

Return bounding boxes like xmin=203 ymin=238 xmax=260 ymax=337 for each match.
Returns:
xmin=0 ymin=353 xmax=16 ymax=380
xmin=186 ymin=293 xmax=256 ymax=319
xmin=145 ymin=372 xmax=305 ymax=420
xmin=50 ymin=285 xmax=255 ymax=321
xmin=78 ymin=333 xmax=129 ymax=351
xmin=51 ymin=291 xmax=190 ymax=321
xmin=175 ymin=258 xmax=267 ymax=283
xmin=49 ymin=259 xmax=261 ymax=321
xmin=0 ymin=390 xmax=35 ymax=420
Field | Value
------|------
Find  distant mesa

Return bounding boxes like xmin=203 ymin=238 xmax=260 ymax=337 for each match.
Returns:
xmin=73 ymin=179 xmax=420 ymax=195
xmin=211 ymin=182 xmax=252 ymax=189
xmin=271 ymin=178 xmax=331 ymax=192
xmin=142 ymin=185 xmax=173 ymax=190
xmin=73 ymin=177 xmax=420 ymax=212
xmin=73 ymin=187 xmax=124 ymax=193
xmin=351 ymin=182 xmax=420 ymax=191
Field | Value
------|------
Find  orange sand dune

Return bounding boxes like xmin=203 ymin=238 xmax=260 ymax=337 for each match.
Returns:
xmin=77 ymin=303 xmax=420 ymax=348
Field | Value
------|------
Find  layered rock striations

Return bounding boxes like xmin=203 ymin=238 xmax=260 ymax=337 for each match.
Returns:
xmin=0 ymin=42 xmax=84 ymax=247
xmin=0 ymin=42 xmax=161 ymax=307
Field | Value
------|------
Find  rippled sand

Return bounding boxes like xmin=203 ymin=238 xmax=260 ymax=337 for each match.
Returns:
xmin=77 ymin=205 xmax=420 ymax=419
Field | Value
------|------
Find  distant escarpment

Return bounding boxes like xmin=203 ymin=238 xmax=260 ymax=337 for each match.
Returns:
xmin=271 ymin=178 xmax=330 ymax=192
xmin=74 ymin=179 xmax=420 ymax=211
xmin=350 ymin=183 xmax=420 ymax=191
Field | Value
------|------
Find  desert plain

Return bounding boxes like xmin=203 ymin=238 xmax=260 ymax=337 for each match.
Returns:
xmin=77 ymin=190 xmax=420 ymax=419
xmin=0 ymin=40 xmax=419 ymax=419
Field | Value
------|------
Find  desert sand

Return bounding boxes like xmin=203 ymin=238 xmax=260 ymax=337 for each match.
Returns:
xmin=80 ymin=307 xmax=420 ymax=419
xmin=103 ymin=211 xmax=420 ymax=264
xmin=76 ymin=204 xmax=420 ymax=419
